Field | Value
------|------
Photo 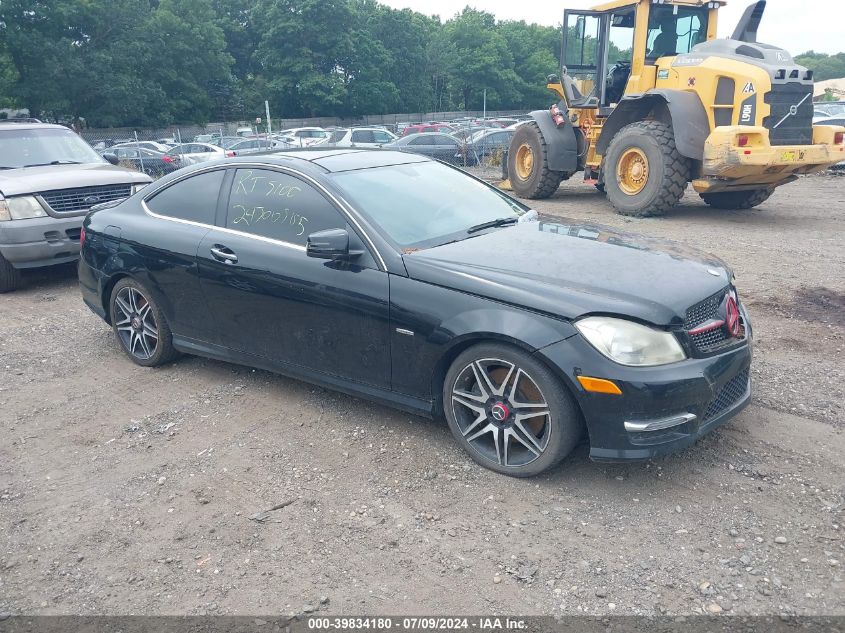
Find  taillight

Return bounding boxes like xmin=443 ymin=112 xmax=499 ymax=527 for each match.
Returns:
xmin=737 ymin=135 xmax=749 ymax=147
xmin=162 ymin=155 xmax=173 ymax=163
xmin=80 ymin=226 xmax=86 ymax=246
xmin=835 ymin=131 xmax=844 ymax=145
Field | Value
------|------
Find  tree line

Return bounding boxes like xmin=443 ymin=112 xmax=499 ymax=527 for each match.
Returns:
xmin=0 ymin=1 xmax=842 ymax=128
xmin=0 ymin=0 xmax=560 ymax=127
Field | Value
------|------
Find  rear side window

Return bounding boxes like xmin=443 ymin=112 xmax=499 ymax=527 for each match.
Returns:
xmin=352 ymin=130 xmax=375 ymax=143
xmin=373 ymin=131 xmax=392 ymax=143
xmin=409 ymin=136 xmax=432 ymax=146
xmin=146 ymin=169 xmax=225 ymax=224
xmin=329 ymin=129 xmax=347 ymax=143
xmin=225 ymin=168 xmax=346 ymax=246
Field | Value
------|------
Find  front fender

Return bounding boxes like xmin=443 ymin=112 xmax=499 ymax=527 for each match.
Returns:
xmin=596 ymin=90 xmax=710 ymax=160
xmin=528 ymin=109 xmax=582 ymax=173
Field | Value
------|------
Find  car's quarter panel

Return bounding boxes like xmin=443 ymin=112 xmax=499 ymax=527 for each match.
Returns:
xmin=388 ymin=273 xmax=577 ymax=402
xmin=80 ymin=201 xmax=217 ymax=342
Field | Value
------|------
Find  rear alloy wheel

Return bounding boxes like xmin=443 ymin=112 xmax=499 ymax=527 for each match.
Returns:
xmin=604 ymin=120 xmax=689 ymax=217
xmin=443 ymin=344 xmax=582 ymax=477
xmin=110 ymin=278 xmax=177 ymax=367
xmin=0 ymin=253 xmax=22 ymax=293
xmin=700 ymin=188 xmax=773 ymax=209
xmin=507 ymin=122 xmax=566 ymax=199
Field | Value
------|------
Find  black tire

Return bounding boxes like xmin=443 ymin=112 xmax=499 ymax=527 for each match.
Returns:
xmin=700 ymin=188 xmax=773 ymax=209
xmin=604 ymin=120 xmax=689 ymax=217
xmin=109 ymin=277 xmax=178 ymax=367
xmin=508 ymin=122 xmax=566 ymax=199
xmin=0 ymin=253 xmax=22 ymax=293
xmin=595 ymin=182 xmax=606 ymax=194
xmin=443 ymin=343 xmax=583 ymax=477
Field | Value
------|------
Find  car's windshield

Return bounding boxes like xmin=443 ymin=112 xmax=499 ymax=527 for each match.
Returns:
xmin=331 ymin=161 xmax=531 ymax=249
xmin=0 ymin=127 xmax=105 ymax=168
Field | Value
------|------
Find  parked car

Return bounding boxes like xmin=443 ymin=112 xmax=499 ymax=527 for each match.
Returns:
xmin=224 ymin=138 xmax=288 ymax=156
xmin=401 ymin=123 xmax=455 ymax=136
xmin=166 ymin=142 xmax=226 ymax=165
xmin=108 ymin=140 xmax=173 ymax=154
xmin=89 ymin=138 xmax=134 ymax=151
xmin=0 ymin=119 xmax=150 ymax=292
xmin=814 ymin=101 xmax=845 ymax=117
xmin=815 ymin=116 xmax=845 ymax=168
xmin=278 ymin=127 xmax=330 ymax=147
xmin=384 ymin=132 xmax=468 ymax=164
xmin=451 ymin=125 xmax=493 ymax=142
xmin=465 ymin=129 xmax=515 ymax=163
xmin=326 ymin=127 xmax=397 ymax=147
xmin=103 ymin=146 xmax=183 ymax=177
xmin=236 ymin=126 xmax=254 ymax=137
xmin=79 ymin=149 xmax=752 ymax=476
xmin=193 ymin=133 xmax=222 ymax=144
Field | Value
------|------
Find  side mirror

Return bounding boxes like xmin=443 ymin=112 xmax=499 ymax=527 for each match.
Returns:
xmin=103 ymin=153 xmax=119 ymax=165
xmin=306 ymin=228 xmax=363 ymax=261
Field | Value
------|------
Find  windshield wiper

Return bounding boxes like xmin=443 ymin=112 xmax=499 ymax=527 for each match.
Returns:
xmin=0 ymin=166 xmax=15 ymax=170
xmin=466 ymin=217 xmax=518 ymax=234
xmin=23 ymin=160 xmax=83 ymax=167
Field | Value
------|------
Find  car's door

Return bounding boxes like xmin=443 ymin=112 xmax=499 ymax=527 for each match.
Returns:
xmin=431 ymin=134 xmax=460 ymax=162
xmin=196 ymin=167 xmax=391 ymax=388
xmin=136 ymin=168 xmax=227 ymax=343
xmin=406 ymin=135 xmax=434 ymax=157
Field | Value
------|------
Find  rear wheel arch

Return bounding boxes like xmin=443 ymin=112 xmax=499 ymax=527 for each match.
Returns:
xmin=101 ymin=273 xmax=132 ymax=324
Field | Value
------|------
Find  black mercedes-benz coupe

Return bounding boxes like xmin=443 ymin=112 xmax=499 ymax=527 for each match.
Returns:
xmin=79 ymin=149 xmax=752 ymax=476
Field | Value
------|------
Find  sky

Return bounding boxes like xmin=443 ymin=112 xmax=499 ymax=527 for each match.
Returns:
xmin=378 ymin=0 xmax=843 ymax=55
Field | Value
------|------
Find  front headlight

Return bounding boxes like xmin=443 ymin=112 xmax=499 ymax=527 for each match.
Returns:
xmin=575 ymin=316 xmax=686 ymax=366
xmin=131 ymin=183 xmax=149 ymax=195
xmin=4 ymin=195 xmax=48 ymax=220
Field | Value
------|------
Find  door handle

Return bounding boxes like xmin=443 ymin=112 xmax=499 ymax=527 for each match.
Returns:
xmin=210 ymin=245 xmax=238 ymax=264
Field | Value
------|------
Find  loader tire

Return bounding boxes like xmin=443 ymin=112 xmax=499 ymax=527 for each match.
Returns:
xmin=700 ymin=188 xmax=773 ymax=210
xmin=508 ymin=122 xmax=566 ymax=199
xmin=604 ymin=121 xmax=689 ymax=217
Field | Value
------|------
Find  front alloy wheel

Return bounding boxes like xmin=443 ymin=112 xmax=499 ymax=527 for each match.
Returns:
xmin=443 ymin=344 xmax=583 ymax=476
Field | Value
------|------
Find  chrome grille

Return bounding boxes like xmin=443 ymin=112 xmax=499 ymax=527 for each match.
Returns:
xmin=703 ymin=368 xmax=750 ymax=421
xmin=39 ymin=184 xmax=132 ymax=214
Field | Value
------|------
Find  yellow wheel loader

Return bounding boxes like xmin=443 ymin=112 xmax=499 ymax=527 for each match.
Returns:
xmin=505 ymin=0 xmax=845 ymax=216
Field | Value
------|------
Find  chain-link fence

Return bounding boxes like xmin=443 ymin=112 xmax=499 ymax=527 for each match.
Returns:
xmin=78 ymin=111 xmax=528 ymax=182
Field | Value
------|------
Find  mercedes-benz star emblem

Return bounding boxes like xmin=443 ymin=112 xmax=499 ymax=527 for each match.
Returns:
xmin=491 ymin=403 xmax=509 ymax=422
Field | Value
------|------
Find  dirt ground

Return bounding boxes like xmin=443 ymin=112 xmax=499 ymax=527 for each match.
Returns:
xmin=1 ymin=174 xmax=843 ymax=618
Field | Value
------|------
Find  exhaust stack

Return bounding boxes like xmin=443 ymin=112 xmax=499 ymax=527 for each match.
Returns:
xmin=731 ymin=0 xmax=766 ymax=43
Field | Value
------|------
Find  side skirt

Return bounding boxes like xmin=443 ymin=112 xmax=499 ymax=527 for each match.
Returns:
xmin=172 ymin=335 xmax=435 ymax=419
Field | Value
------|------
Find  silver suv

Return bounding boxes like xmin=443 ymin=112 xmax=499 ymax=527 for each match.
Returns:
xmin=0 ymin=119 xmax=151 ymax=292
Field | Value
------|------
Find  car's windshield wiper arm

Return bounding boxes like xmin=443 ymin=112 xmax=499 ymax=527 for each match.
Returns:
xmin=22 ymin=160 xmax=83 ymax=167
xmin=466 ymin=217 xmax=518 ymax=234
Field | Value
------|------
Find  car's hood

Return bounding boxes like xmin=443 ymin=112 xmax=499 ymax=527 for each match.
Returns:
xmin=403 ymin=219 xmax=733 ymax=326
xmin=0 ymin=163 xmax=150 ymax=197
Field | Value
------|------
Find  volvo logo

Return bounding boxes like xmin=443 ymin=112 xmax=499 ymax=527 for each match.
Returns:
xmin=491 ymin=402 xmax=510 ymax=422
xmin=772 ymin=93 xmax=811 ymax=128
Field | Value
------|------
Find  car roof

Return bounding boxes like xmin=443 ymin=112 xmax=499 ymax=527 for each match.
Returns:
xmin=222 ymin=148 xmax=431 ymax=173
xmin=0 ymin=120 xmax=74 ymax=132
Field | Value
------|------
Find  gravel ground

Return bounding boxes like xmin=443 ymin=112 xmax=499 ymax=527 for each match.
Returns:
xmin=0 ymin=173 xmax=843 ymax=618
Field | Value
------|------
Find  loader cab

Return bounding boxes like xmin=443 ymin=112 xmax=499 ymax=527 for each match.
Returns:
xmin=559 ymin=0 xmax=720 ymax=110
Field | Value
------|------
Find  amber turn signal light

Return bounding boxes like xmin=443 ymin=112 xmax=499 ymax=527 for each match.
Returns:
xmin=577 ymin=375 xmax=622 ymax=395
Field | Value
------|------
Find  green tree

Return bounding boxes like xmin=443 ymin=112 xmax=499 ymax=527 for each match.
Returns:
xmin=795 ymin=51 xmax=845 ymax=82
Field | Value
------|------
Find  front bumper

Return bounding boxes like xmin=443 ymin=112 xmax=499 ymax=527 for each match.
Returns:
xmin=695 ymin=125 xmax=845 ymax=192
xmin=0 ymin=215 xmax=83 ymax=268
xmin=536 ymin=332 xmax=752 ymax=461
